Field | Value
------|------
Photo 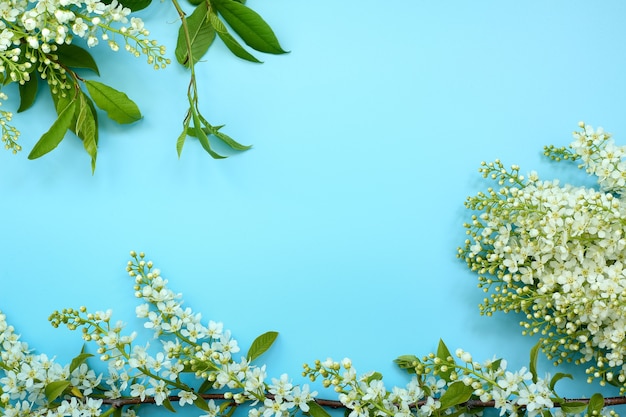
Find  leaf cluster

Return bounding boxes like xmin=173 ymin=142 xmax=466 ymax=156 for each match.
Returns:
xmin=6 ymin=0 xmax=287 ymax=171
xmin=395 ymin=340 xmax=610 ymax=417
xmin=9 ymin=43 xmax=141 ymax=173
xmin=173 ymin=0 xmax=288 ymax=158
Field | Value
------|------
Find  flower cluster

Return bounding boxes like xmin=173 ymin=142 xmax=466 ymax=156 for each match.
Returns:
xmin=0 ymin=0 xmax=168 ymax=156
xmin=0 ymin=92 xmax=20 ymax=153
xmin=460 ymin=123 xmax=626 ymax=391
xmin=1 ymin=0 xmax=167 ymax=71
xmin=1 ymin=251 xmax=623 ymax=416
xmin=306 ymin=340 xmax=613 ymax=417
xmin=0 ymin=310 xmax=104 ymax=416
xmin=48 ymin=251 xmax=318 ymax=417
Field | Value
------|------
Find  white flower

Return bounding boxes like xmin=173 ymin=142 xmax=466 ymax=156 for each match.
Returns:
xmin=178 ymin=390 xmax=197 ymax=406
xmin=0 ymin=29 xmax=13 ymax=51
xmin=72 ymin=17 xmax=89 ymax=37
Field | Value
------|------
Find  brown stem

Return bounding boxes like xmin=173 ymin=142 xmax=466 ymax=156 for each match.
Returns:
xmin=101 ymin=393 xmax=626 ymax=410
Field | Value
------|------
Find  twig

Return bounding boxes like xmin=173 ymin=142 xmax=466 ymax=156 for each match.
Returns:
xmin=101 ymin=393 xmax=626 ymax=410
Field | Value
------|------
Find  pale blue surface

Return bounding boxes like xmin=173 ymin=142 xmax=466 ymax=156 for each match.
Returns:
xmin=2 ymin=1 xmax=626 ymax=415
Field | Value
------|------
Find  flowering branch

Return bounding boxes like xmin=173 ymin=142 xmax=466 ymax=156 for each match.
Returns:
xmin=460 ymin=122 xmax=626 ymax=399
xmin=1 ymin=0 xmax=287 ymax=170
xmin=99 ymin=392 xmax=626 ymax=411
xmin=1 ymin=250 xmax=622 ymax=417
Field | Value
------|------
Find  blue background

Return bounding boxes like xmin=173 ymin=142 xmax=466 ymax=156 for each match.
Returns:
xmin=2 ymin=1 xmax=626 ymax=415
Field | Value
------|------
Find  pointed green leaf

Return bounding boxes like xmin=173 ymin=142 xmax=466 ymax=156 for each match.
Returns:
xmin=28 ymin=101 xmax=76 ymax=159
xmin=560 ymin=402 xmax=588 ymax=414
xmin=84 ymin=80 xmax=141 ymax=124
xmin=365 ymin=372 xmax=383 ymax=383
xmin=189 ymin=104 xmax=226 ymax=159
xmin=176 ymin=2 xmax=216 ymax=67
xmin=193 ymin=396 xmax=211 ymax=412
xmin=394 ymin=354 xmax=419 ymax=373
xmin=17 ymin=76 xmax=38 ymax=112
xmin=197 ymin=379 xmax=214 ymax=394
xmin=116 ymin=0 xmax=152 ymax=11
xmin=176 ymin=127 xmax=188 ymax=157
xmin=437 ymin=339 xmax=454 ymax=362
xmin=51 ymin=88 xmax=98 ymax=171
xmin=162 ymin=397 xmax=177 ymax=413
xmin=529 ymin=341 xmax=540 ymax=383
xmin=75 ymin=92 xmax=98 ymax=173
xmin=45 ymin=380 xmax=71 ymax=402
xmin=54 ymin=44 xmax=99 ymax=75
xmin=198 ymin=115 xmax=251 ymax=151
xmin=247 ymin=331 xmax=278 ymax=362
xmin=210 ymin=13 xmax=261 ymax=63
xmin=487 ymin=358 xmax=502 ymax=372
xmin=213 ymin=0 xmax=287 ymax=54
xmin=587 ymin=393 xmax=604 ymax=416
xmin=307 ymin=401 xmax=331 ymax=417
xmin=548 ymin=372 xmax=572 ymax=392
xmin=436 ymin=339 xmax=455 ymax=381
xmin=438 ymin=381 xmax=474 ymax=409
xmin=69 ymin=352 xmax=94 ymax=374
xmin=50 ymin=85 xmax=73 ymax=115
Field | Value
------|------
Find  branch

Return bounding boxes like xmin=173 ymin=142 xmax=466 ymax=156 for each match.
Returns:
xmin=101 ymin=393 xmax=626 ymax=410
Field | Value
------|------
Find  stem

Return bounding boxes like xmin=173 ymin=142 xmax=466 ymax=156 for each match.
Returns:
xmin=100 ymin=393 xmax=626 ymax=411
xmin=169 ymin=0 xmax=200 ymax=103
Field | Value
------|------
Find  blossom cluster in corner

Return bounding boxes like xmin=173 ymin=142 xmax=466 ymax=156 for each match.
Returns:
xmin=46 ymin=251 xmax=318 ymax=417
xmin=0 ymin=250 xmax=620 ymax=416
xmin=0 ymin=0 xmax=168 ymax=154
xmin=460 ymin=122 xmax=626 ymax=392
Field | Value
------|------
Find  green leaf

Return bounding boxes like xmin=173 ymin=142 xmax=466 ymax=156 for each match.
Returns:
xmin=548 ymin=372 xmax=572 ymax=392
xmin=17 ymin=76 xmax=38 ymax=113
xmin=307 ymin=401 xmax=331 ymax=417
xmin=487 ymin=358 xmax=502 ymax=372
xmin=560 ymin=402 xmax=588 ymax=415
xmin=587 ymin=393 xmax=604 ymax=417
xmin=189 ymin=104 xmax=226 ymax=159
xmin=51 ymin=88 xmax=99 ymax=171
xmin=365 ymin=372 xmax=383 ymax=383
xmin=176 ymin=125 xmax=188 ymax=157
xmin=197 ymin=115 xmax=251 ymax=151
xmin=175 ymin=2 xmax=216 ymax=67
xmin=437 ymin=339 xmax=454 ymax=361
xmin=54 ymin=44 xmax=99 ymax=75
xmin=438 ymin=381 xmax=474 ymax=409
xmin=213 ymin=0 xmax=287 ymax=54
xmin=118 ymin=0 xmax=151 ymax=11
xmin=193 ymin=396 xmax=211 ymax=412
xmin=50 ymin=86 xmax=73 ymax=115
xmin=84 ymin=80 xmax=141 ymax=124
xmin=210 ymin=13 xmax=261 ymax=63
xmin=394 ymin=355 xmax=419 ymax=374
xmin=162 ymin=397 xmax=177 ymax=413
xmin=436 ymin=339 xmax=455 ymax=381
xmin=74 ymin=93 xmax=98 ymax=173
xmin=28 ymin=101 xmax=76 ymax=159
xmin=197 ymin=379 xmax=214 ymax=394
xmin=529 ymin=341 xmax=540 ymax=383
xmin=69 ymin=352 xmax=94 ymax=374
xmin=45 ymin=380 xmax=71 ymax=402
xmin=247 ymin=331 xmax=278 ymax=362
